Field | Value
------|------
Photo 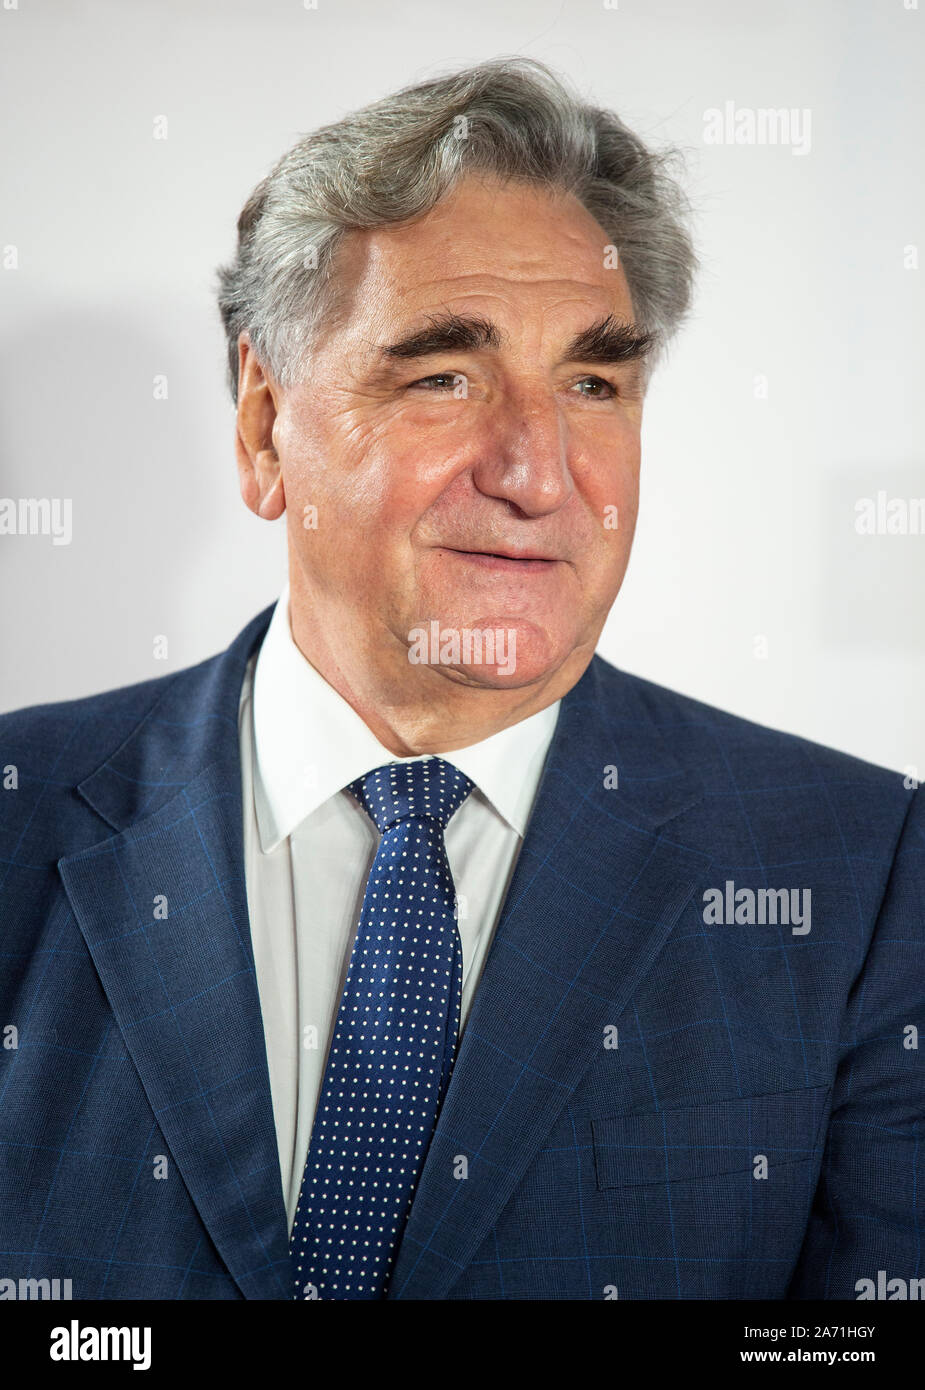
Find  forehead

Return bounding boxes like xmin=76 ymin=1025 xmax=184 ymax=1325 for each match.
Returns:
xmin=328 ymin=175 xmax=634 ymax=335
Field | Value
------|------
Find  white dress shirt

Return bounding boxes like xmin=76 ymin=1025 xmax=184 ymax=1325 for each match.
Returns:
xmin=238 ymin=586 xmax=560 ymax=1231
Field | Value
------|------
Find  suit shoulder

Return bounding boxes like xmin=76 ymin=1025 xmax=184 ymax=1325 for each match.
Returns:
xmin=1 ymin=668 xmax=175 ymax=754
xmin=0 ymin=654 xmax=224 ymax=800
xmin=592 ymin=656 xmax=909 ymax=802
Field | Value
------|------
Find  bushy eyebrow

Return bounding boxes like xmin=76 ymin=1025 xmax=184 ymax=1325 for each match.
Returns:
xmin=379 ymin=312 xmax=502 ymax=358
xmin=567 ymin=313 xmax=653 ymax=365
xmin=377 ymin=311 xmax=652 ymax=366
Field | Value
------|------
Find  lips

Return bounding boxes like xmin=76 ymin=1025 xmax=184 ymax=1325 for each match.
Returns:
xmin=444 ymin=547 xmax=558 ymax=563
xmin=441 ymin=547 xmax=559 ymax=573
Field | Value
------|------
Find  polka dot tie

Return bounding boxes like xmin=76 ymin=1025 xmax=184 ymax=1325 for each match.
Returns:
xmin=290 ymin=756 xmax=474 ymax=1300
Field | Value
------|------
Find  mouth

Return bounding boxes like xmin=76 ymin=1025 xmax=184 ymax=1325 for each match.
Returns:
xmin=440 ymin=547 xmax=560 ymax=572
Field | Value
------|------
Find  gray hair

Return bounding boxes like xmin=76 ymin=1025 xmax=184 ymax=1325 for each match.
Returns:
xmin=216 ymin=57 xmax=697 ymax=403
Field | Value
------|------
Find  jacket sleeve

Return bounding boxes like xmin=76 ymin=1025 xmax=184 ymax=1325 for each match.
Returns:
xmin=788 ymin=787 xmax=925 ymax=1299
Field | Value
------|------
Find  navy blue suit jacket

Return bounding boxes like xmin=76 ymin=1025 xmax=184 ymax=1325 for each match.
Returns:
xmin=1 ymin=603 xmax=922 ymax=1299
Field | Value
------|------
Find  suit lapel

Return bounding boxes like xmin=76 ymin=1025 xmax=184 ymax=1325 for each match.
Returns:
xmin=58 ymin=604 xmax=291 ymax=1300
xmin=388 ymin=658 xmax=711 ymax=1300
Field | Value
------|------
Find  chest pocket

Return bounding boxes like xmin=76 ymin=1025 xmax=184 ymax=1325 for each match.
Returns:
xmin=591 ymin=1084 xmax=830 ymax=1190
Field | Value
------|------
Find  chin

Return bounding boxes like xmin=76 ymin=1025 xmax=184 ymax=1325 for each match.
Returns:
xmin=406 ymin=616 xmax=573 ymax=691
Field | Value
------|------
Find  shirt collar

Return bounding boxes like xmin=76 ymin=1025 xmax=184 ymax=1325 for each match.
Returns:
xmin=251 ymin=584 xmax=560 ymax=852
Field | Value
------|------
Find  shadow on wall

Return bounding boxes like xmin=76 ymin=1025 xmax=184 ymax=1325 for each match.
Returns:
xmin=0 ymin=306 xmax=282 ymax=713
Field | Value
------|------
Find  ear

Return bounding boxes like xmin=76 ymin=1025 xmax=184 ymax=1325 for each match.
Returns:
xmin=234 ymin=334 xmax=286 ymax=520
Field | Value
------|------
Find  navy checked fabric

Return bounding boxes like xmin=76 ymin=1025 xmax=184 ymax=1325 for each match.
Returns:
xmin=1 ymin=601 xmax=923 ymax=1300
xmin=290 ymin=757 xmax=473 ymax=1300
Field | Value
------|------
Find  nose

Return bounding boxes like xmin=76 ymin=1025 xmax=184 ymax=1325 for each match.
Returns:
xmin=471 ymin=385 xmax=574 ymax=518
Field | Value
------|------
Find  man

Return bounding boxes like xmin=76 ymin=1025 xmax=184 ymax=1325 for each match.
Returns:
xmin=1 ymin=58 xmax=921 ymax=1302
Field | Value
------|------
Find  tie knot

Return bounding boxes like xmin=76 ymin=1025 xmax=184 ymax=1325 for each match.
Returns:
xmin=348 ymin=757 xmax=473 ymax=833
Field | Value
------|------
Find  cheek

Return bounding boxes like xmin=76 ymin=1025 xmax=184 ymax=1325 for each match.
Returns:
xmin=376 ymin=402 xmax=477 ymax=493
xmin=333 ymin=411 xmax=470 ymax=531
xmin=284 ymin=423 xmax=461 ymax=570
xmin=573 ymin=430 xmax=640 ymax=533
xmin=278 ymin=407 xmax=393 ymax=529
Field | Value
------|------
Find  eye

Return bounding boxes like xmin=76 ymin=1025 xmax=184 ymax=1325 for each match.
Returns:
xmin=572 ymin=375 xmax=618 ymax=400
xmin=408 ymin=372 xmax=465 ymax=392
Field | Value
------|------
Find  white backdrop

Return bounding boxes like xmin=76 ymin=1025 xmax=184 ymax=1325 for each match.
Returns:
xmin=1 ymin=0 xmax=922 ymax=775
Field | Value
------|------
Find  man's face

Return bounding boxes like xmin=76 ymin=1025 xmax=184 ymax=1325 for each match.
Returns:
xmin=270 ymin=174 xmax=647 ymax=694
